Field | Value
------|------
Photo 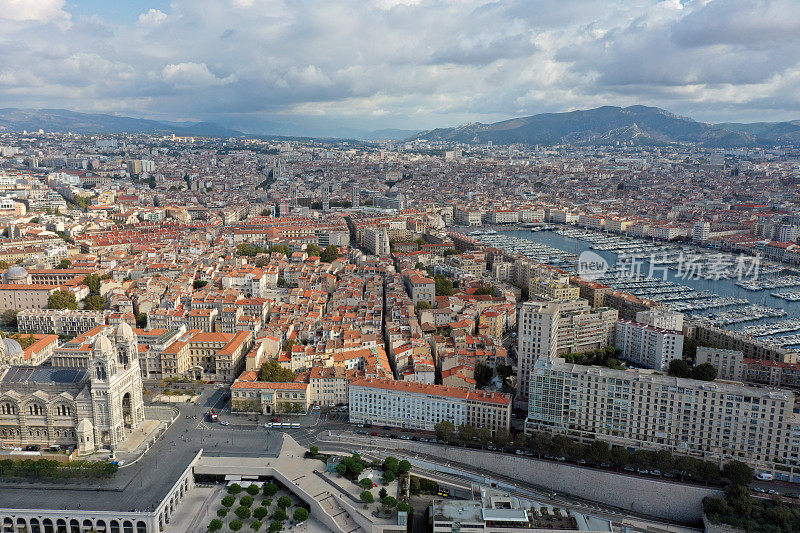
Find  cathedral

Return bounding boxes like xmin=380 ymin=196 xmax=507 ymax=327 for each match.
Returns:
xmin=0 ymin=323 xmax=145 ymax=453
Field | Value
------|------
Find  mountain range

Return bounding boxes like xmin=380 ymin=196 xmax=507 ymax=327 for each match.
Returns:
xmin=1 ymin=106 xmax=800 ymax=147
xmin=411 ymin=105 xmax=800 ymax=148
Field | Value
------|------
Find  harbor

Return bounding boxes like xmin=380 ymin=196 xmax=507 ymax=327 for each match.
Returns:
xmin=462 ymin=226 xmax=800 ymax=350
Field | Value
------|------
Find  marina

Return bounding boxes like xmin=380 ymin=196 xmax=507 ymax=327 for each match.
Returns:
xmin=463 ymin=227 xmax=800 ymax=352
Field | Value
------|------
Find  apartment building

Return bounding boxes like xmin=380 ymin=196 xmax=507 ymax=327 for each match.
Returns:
xmin=349 ymin=378 xmax=511 ymax=434
xmin=308 ymin=366 xmax=359 ymax=406
xmin=516 ymin=298 xmax=617 ymax=400
xmin=635 ymin=309 xmax=684 ymax=331
xmin=404 ymin=272 xmax=435 ymax=306
xmin=614 ymin=319 xmax=684 ymax=371
xmin=529 ymin=274 xmax=580 ymax=301
xmin=362 ymin=226 xmax=391 ymax=256
xmin=695 ymin=347 xmax=745 ymax=381
xmin=525 ymin=357 xmax=798 ymax=473
xmin=697 ymin=347 xmax=800 ymax=392
xmin=454 ymin=207 xmax=482 ymax=227
xmin=231 ymin=379 xmax=310 ymax=414
xmin=17 ymin=308 xmax=110 ymax=336
xmin=160 ymin=329 xmax=252 ymax=382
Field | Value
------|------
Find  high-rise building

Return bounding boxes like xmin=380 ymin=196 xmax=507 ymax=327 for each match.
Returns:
xmin=321 ymin=183 xmax=330 ymax=212
xmin=289 ymin=184 xmax=298 ymax=207
xmin=614 ymin=319 xmax=684 ymax=371
xmin=516 ymin=298 xmax=617 ymax=400
xmin=525 ymin=356 xmax=798 ymax=474
xmin=692 ymin=221 xmax=710 ymax=242
xmin=351 ymin=184 xmax=360 ymax=208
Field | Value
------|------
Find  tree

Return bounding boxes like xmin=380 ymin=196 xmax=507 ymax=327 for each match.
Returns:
xmin=250 ymin=520 xmax=262 ymax=532
xmin=268 ymin=521 xmax=283 ymax=533
xmin=359 ymin=478 xmax=374 ymax=490
xmin=253 ymin=507 xmax=269 ymax=520
xmin=240 ymin=495 xmax=254 ymax=508
xmin=722 ymin=461 xmax=753 ymax=487
xmin=397 ymin=502 xmax=411 ymax=513
xmin=457 ymin=424 xmax=477 ymax=442
xmin=383 ymin=456 xmax=399 ymax=473
xmin=586 ymin=440 xmax=610 ymax=465
xmin=513 ymin=433 xmax=529 ymax=449
xmin=277 ymin=496 xmax=292 ymax=509
xmin=246 ymin=484 xmax=260 ymax=496
xmin=234 ymin=506 xmax=251 ymax=520
xmin=434 ymin=421 xmax=455 ymax=442
xmin=379 ymin=487 xmax=388 ymax=500
xmin=336 ymin=463 xmax=347 ymax=476
xmin=667 ymin=359 xmax=692 ymax=378
xmin=269 ymin=245 xmax=290 ymax=256
xmin=474 ymin=363 xmax=494 ymax=388
xmin=434 ymin=275 xmax=453 ymax=296
xmin=293 ymin=508 xmax=309 ymax=522
xmin=228 ymin=483 xmax=242 ymax=495
xmin=48 ymin=290 xmax=77 ymax=310
xmin=360 ymin=491 xmax=374 ymax=503
xmin=309 ymin=445 xmax=319 ymax=455
xmin=496 ymin=364 xmax=514 ymax=381
xmin=263 ymin=483 xmax=278 ymax=497
xmin=57 ymin=259 xmax=72 ymax=269
xmin=271 ymin=508 xmax=287 ymax=521
xmin=609 ymin=446 xmax=630 ymax=470
xmin=222 ymin=496 xmax=236 ymax=508
xmin=217 ymin=509 xmax=228 ymax=518
xmin=415 ymin=301 xmax=432 ymax=311
xmin=381 ymin=496 xmax=397 ymax=510
xmin=135 ymin=312 xmax=147 ymax=328
xmin=0 ymin=309 xmax=18 ymax=328
xmin=194 ymin=280 xmax=208 ymax=290
xmin=473 ymin=285 xmax=495 ymax=296
xmin=305 ymin=244 xmax=321 ymax=256
xmin=208 ymin=519 xmax=223 ymax=532
xmin=320 ymin=245 xmax=340 ymax=263
xmin=692 ymin=363 xmax=718 ymax=381
xmin=382 ymin=471 xmax=395 ymax=484
xmin=699 ymin=461 xmax=721 ymax=484
xmin=83 ymin=273 xmax=101 ymax=293
xmin=492 ymin=428 xmax=511 ymax=448
xmin=229 ymin=520 xmax=243 ymax=532
xmin=398 ymin=459 xmax=411 ymax=475
xmin=83 ymin=294 xmax=106 ymax=310
xmin=257 ymin=360 xmax=295 ymax=382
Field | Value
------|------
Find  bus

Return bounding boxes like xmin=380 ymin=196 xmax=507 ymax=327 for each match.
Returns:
xmin=208 ymin=410 xmax=218 ymax=421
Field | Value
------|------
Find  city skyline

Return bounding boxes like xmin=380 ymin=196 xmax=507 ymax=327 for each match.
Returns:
xmin=1 ymin=0 xmax=800 ymax=136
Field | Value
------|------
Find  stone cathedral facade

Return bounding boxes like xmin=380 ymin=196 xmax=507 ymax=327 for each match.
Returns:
xmin=0 ymin=323 xmax=145 ymax=453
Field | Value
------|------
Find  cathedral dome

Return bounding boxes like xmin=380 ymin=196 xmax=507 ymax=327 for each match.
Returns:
xmin=92 ymin=335 xmax=113 ymax=357
xmin=3 ymin=265 xmax=29 ymax=284
xmin=1 ymin=338 xmax=24 ymax=359
xmin=115 ymin=322 xmax=134 ymax=342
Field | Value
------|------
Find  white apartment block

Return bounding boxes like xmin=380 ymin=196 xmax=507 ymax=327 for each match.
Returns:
xmin=614 ymin=319 xmax=684 ymax=371
xmin=695 ymin=347 xmax=745 ymax=381
xmin=605 ymin=218 xmax=632 ymax=233
xmin=526 ymin=357 xmax=800 ymax=474
xmin=578 ymin=214 xmax=605 ymax=230
xmin=454 ymin=207 xmax=483 ymax=227
xmin=404 ymin=273 xmax=435 ymax=306
xmin=486 ymin=210 xmax=518 ymax=225
xmin=363 ymin=226 xmax=391 ymax=256
xmin=635 ymin=309 xmax=684 ymax=331
xmin=692 ymin=221 xmax=711 ymax=243
xmin=349 ymin=378 xmax=511 ymax=434
xmin=17 ymin=309 xmax=110 ymax=337
xmin=516 ymin=298 xmax=617 ymax=400
xmin=221 ymin=269 xmax=267 ymax=298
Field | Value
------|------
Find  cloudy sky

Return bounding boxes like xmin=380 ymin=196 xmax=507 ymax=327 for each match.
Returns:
xmin=1 ymin=0 xmax=799 ymax=135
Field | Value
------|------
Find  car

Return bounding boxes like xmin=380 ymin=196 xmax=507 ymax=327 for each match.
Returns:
xmin=756 ymin=473 xmax=774 ymax=481
xmin=636 ymin=468 xmax=649 ymax=474
xmin=752 ymin=487 xmax=766 ymax=493
xmin=768 ymin=489 xmax=780 ymax=495
xmin=116 ymin=459 xmax=126 ymax=466
xmin=356 ymin=424 xmax=364 ymax=428
xmin=312 ymin=405 xmax=321 ymax=410
xmin=555 ymin=456 xmax=566 ymax=462
xmin=623 ymin=465 xmax=635 ymax=472
xmin=400 ymin=435 xmax=410 ymax=440
xmin=515 ymin=450 xmax=524 ymax=455
xmin=264 ymin=423 xmax=273 ymax=428
xmin=785 ymin=492 xmax=800 ymax=499
xmin=649 ymin=470 xmax=661 ymax=476
xmin=577 ymin=459 xmax=587 ymax=464
xmin=220 ymin=421 xmax=229 ymax=426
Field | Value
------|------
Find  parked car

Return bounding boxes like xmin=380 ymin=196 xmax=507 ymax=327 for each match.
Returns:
xmin=756 ymin=473 xmax=775 ymax=481
xmin=752 ymin=487 xmax=766 ymax=493
xmin=220 ymin=421 xmax=229 ymax=426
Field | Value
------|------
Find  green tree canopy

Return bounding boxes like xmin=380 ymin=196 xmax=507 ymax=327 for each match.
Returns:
xmin=257 ymin=360 xmax=296 ymax=382
xmin=246 ymin=484 xmax=260 ymax=496
xmin=48 ymin=290 xmax=77 ymax=310
xmin=57 ymin=259 xmax=72 ymax=269
xmin=83 ymin=294 xmax=106 ymax=310
xmin=194 ymin=280 xmax=208 ymax=290
xmin=722 ymin=461 xmax=753 ymax=487
xmin=271 ymin=508 xmax=287 ymax=522
xmin=359 ymin=478 xmax=374 ymax=490
xmin=277 ymin=496 xmax=292 ymax=509
xmin=0 ymin=309 xmax=18 ymax=328
xmin=253 ymin=507 xmax=269 ymax=520
xmin=692 ymin=363 xmax=718 ymax=381
xmin=320 ymin=245 xmax=340 ymax=263
xmin=208 ymin=518 xmax=223 ymax=532
xmin=240 ymin=495 xmax=254 ymax=508
xmin=250 ymin=520 xmax=262 ymax=532
xmin=83 ymin=273 xmax=101 ymax=293
xmin=305 ymin=244 xmax=321 ymax=256
xmin=222 ymin=496 xmax=236 ymax=508
xmin=229 ymin=519 xmax=243 ymax=532
xmin=293 ymin=508 xmax=309 ymax=522
xmin=234 ymin=506 xmax=251 ymax=520
xmin=268 ymin=521 xmax=283 ymax=533
xmin=263 ymin=483 xmax=278 ymax=497
xmin=217 ymin=508 xmax=228 ymax=518
xmin=360 ymin=491 xmax=374 ymax=503
xmin=382 ymin=471 xmax=395 ymax=484
xmin=668 ymin=359 xmax=692 ymax=378
xmin=228 ymin=483 xmax=242 ymax=495
xmin=434 ymin=275 xmax=454 ymax=296
xmin=434 ymin=421 xmax=455 ymax=442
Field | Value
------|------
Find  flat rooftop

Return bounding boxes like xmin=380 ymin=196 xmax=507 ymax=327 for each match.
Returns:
xmin=0 ymin=366 xmax=88 ymax=386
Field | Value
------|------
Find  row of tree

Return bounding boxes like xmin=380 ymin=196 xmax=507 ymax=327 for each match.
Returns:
xmin=0 ymin=459 xmax=118 ymax=480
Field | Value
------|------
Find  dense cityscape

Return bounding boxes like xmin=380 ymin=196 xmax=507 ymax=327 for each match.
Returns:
xmin=0 ymin=129 xmax=799 ymax=532
xmin=3 ymin=0 xmax=800 ymax=532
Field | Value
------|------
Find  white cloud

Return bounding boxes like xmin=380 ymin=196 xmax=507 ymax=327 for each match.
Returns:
xmin=138 ymin=9 xmax=168 ymax=26
xmin=0 ymin=0 xmax=798 ymax=132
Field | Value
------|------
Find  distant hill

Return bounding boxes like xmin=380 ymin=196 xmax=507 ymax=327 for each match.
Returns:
xmin=716 ymin=121 xmax=800 ymax=146
xmin=410 ymin=105 xmax=774 ymax=147
xmin=0 ymin=108 xmax=243 ymax=137
xmin=360 ymin=129 xmax=420 ymax=141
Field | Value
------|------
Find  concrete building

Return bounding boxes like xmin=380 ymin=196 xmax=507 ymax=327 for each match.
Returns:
xmin=516 ymin=298 xmax=617 ymax=400
xmin=17 ymin=308 xmax=110 ymax=337
xmin=635 ymin=309 xmax=684 ymax=331
xmin=349 ymin=378 xmax=511 ymax=434
xmin=692 ymin=221 xmax=711 ymax=243
xmin=0 ymin=323 xmax=145 ymax=453
xmin=525 ymin=356 xmax=798 ymax=473
xmin=363 ymin=226 xmax=391 ymax=256
xmin=351 ymin=184 xmax=360 ymax=208
xmin=404 ymin=272 xmax=435 ymax=307
xmin=614 ymin=319 xmax=684 ymax=371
